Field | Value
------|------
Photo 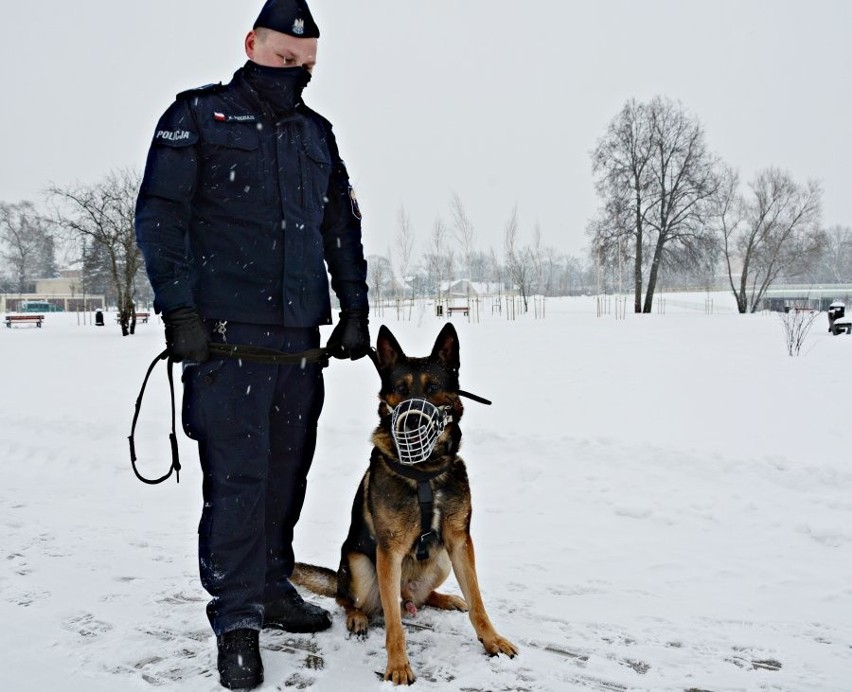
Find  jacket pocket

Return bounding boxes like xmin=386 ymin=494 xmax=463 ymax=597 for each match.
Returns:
xmin=181 ymin=360 xmax=226 ymax=440
xmin=300 ymin=137 xmax=332 ymax=213
xmin=199 ymin=125 xmax=262 ymax=206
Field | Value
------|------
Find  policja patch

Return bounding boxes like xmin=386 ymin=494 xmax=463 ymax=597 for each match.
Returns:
xmin=155 ymin=129 xmax=192 ymax=143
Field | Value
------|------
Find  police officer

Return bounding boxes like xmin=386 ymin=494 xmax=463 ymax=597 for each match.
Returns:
xmin=135 ymin=1 xmax=369 ymax=688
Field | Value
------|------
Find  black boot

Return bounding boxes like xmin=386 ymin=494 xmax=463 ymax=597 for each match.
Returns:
xmin=263 ymin=590 xmax=332 ymax=633
xmin=217 ymin=628 xmax=263 ymax=690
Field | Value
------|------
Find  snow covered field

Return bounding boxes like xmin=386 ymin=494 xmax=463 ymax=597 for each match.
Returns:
xmin=2 ymin=294 xmax=850 ymax=691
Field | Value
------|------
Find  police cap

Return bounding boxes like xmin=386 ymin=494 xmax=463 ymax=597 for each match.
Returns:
xmin=253 ymin=0 xmax=320 ymax=39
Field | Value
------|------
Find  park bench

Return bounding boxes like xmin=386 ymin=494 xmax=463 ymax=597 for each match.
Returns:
xmin=5 ymin=314 xmax=44 ymax=328
xmin=115 ymin=312 xmax=151 ymax=324
xmin=446 ymin=306 xmax=470 ymax=317
xmin=830 ymin=317 xmax=851 ymax=335
xmin=828 ymin=302 xmax=849 ymax=335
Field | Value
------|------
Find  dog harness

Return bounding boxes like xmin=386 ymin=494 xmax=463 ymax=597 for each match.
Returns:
xmin=384 ymin=457 xmax=448 ymax=560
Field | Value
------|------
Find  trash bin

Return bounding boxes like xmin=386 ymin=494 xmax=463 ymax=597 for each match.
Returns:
xmin=435 ymin=304 xmax=444 ymax=317
xmin=828 ymin=302 xmax=845 ymax=333
xmin=95 ymin=309 xmax=104 ymax=327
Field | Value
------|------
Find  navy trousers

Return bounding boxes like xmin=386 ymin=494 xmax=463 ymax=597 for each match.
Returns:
xmin=182 ymin=322 xmax=324 ymax=635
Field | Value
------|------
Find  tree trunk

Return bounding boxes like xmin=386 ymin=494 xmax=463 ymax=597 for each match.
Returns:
xmin=634 ymin=203 xmax=643 ymax=313
xmin=736 ymin=262 xmax=750 ymax=314
xmin=642 ymin=242 xmax=665 ymax=313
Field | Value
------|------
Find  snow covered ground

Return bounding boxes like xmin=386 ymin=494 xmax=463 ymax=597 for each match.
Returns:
xmin=2 ymin=294 xmax=850 ymax=691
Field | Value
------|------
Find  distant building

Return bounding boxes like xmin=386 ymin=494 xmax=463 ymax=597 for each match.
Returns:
xmin=1 ymin=268 xmax=105 ymax=313
xmin=761 ymin=284 xmax=852 ymax=312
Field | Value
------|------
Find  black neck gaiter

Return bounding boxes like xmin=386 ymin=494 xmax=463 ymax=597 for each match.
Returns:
xmin=243 ymin=61 xmax=312 ymax=115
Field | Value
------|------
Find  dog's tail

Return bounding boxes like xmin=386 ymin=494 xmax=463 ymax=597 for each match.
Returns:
xmin=291 ymin=562 xmax=337 ymax=599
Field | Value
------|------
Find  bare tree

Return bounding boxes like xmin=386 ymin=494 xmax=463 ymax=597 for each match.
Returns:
xmin=641 ymin=98 xmax=721 ymax=311
xmin=592 ymin=96 xmax=721 ymax=313
xmin=814 ymin=225 xmax=852 ymax=283
xmin=591 ymin=99 xmax=652 ymax=312
xmin=394 ymin=205 xmax=415 ymax=300
xmin=540 ymin=246 xmax=561 ymax=296
xmin=0 ymin=201 xmax=56 ymax=293
xmin=504 ymin=205 xmax=535 ymax=312
xmin=722 ymin=168 xmax=823 ymax=313
xmin=366 ymin=253 xmax=394 ymax=308
xmin=489 ymin=247 xmax=504 ymax=296
xmin=48 ymin=168 xmax=144 ymax=335
xmin=450 ymin=192 xmax=476 ymax=300
xmin=425 ymin=217 xmax=454 ymax=302
xmin=531 ymin=222 xmax=544 ymax=294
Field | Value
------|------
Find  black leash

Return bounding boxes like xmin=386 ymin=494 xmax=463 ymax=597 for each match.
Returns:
xmin=128 ymin=344 xmax=330 ymax=485
xmin=129 ymin=342 xmax=491 ymax=486
xmin=129 ymin=349 xmax=181 ymax=485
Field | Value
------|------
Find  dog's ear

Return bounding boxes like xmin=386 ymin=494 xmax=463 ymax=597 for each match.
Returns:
xmin=431 ymin=322 xmax=459 ymax=371
xmin=376 ymin=325 xmax=405 ymax=370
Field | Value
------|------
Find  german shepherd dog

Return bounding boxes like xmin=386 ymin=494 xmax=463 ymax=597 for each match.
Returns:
xmin=292 ymin=323 xmax=517 ymax=684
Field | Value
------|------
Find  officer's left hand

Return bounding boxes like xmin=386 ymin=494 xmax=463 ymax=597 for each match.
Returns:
xmin=327 ymin=310 xmax=370 ymax=360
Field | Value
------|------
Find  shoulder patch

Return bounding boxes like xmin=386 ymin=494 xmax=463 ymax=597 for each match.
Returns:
xmin=151 ymin=99 xmax=199 ymax=148
xmin=175 ymin=82 xmax=224 ymax=101
xmin=348 ymin=185 xmax=362 ymax=220
xmin=153 ymin=128 xmax=197 ymax=146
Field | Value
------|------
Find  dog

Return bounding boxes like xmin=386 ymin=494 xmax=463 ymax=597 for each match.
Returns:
xmin=292 ymin=322 xmax=517 ymax=684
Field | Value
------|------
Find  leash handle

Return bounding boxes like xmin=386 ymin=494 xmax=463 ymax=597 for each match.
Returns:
xmin=129 ymin=342 xmax=329 ymax=486
xmin=128 ymin=349 xmax=181 ymax=485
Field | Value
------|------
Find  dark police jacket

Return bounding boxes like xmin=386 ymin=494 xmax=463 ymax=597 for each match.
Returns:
xmin=135 ymin=66 xmax=368 ymax=327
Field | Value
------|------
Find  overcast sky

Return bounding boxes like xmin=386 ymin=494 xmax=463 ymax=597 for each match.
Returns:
xmin=1 ymin=0 xmax=850 ymax=259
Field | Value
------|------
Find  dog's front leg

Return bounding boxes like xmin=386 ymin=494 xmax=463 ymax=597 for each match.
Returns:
xmin=447 ymin=534 xmax=518 ymax=658
xmin=376 ymin=546 xmax=415 ymax=684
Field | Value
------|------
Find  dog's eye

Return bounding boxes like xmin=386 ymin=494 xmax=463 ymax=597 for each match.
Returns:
xmin=395 ymin=383 xmax=410 ymax=396
xmin=426 ymin=383 xmax=441 ymax=395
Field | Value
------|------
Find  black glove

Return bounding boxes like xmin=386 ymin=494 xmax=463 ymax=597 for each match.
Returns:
xmin=326 ymin=309 xmax=370 ymax=361
xmin=162 ymin=307 xmax=210 ymax=363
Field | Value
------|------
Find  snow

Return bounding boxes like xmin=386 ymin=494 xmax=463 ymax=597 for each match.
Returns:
xmin=2 ymin=295 xmax=851 ymax=691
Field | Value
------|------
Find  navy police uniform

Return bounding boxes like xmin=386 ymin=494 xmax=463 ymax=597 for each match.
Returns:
xmin=136 ymin=62 xmax=368 ymax=635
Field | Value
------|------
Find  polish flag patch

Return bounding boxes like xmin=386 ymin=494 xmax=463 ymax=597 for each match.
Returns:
xmin=213 ymin=112 xmax=226 ymax=122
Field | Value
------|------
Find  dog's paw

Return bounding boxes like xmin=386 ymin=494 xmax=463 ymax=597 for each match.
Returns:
xmin=480 ymin=633 xmax=519 ymax=658
xmin=346 ymin=611 xmax=369 ymax=637
xmin=425 ymin=591 xmax=468 ymax=612
xmin=444 ymin=594 xmax=467 ymax=612
xmin=384 ymin=657 xmax=416 ymax=685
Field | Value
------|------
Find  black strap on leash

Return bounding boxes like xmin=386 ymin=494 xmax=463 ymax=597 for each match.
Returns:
xmin=129 ymin=344 xmax=330 ymax=485
xmin=458 ymin=389 xmax=492 ymax=406
xmin=129 ymin=349 xmax=181 ymax=485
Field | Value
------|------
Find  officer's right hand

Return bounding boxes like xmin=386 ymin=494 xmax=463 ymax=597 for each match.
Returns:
xmin=162 ymin=307 xmax=210 ymax=363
